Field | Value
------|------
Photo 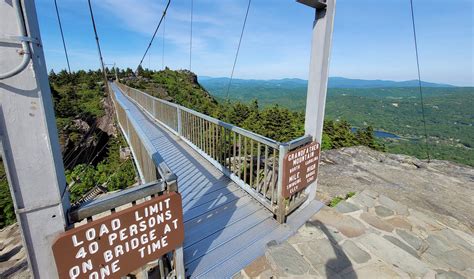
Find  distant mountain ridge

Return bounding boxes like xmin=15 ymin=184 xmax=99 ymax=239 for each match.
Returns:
xmin=199 ymin=76 xmax=455 ymax=88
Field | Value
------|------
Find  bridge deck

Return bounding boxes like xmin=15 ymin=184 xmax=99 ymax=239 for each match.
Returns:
xmin=112 ymin=84 xmax=323 ymax=278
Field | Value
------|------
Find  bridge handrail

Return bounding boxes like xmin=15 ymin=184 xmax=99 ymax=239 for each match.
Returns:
xmin=68 ymin=180 xmax=168 ymax=223
xmin=115 ymin=81 xmax=314 ymax=223
xmin=117 ymin=82 xmax=279 ymax=149
xmin=115 ymin=94 xmax=157 ymax=159
xmin=99 ymin=83 xmax=185 ymax=277
xmin=179 ymin=106 xmax=280 ymax=149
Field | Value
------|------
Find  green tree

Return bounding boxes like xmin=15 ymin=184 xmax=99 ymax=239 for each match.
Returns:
xmin=0 ymin=161 xmax=15 ymax=228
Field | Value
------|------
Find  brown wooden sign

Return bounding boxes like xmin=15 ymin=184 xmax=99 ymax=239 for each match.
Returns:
xmin=282 ymin=141 xmax=320 ymax=198
xmin=52 ymin=192 xmax=184 ymax=279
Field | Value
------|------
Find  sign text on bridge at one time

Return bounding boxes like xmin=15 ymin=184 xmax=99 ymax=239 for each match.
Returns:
xmin=52 ymin=192 xmax=184 ymax=279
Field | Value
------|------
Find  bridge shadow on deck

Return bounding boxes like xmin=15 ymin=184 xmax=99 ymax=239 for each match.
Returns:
xmin=113 ymin=85 xmax=274 ymax=278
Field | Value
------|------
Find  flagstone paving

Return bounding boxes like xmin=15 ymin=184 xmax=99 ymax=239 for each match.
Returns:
xmin=238 ymin=190 xmax=474 ymax=278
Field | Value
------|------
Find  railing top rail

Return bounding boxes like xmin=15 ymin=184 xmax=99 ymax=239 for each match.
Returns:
xmin=112 ymin=82 xmax=176 ymax=183
xmin=284 ymin=135 xmax=314 ymax=151
xmin=114 ymin=88 xmax=156 ymax=154
xmin=68 ymin=180 xmax=167 ymax=223
xmin=179 ymin=105 xmax=280 ymax=149
xmin=122 ymin=83 xmax=180 ymax=109
xmin=117 ymin=82 xmax=280 ymax=149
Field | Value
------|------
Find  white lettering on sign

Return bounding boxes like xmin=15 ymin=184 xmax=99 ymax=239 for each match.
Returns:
xmin=282 ymin=142 xmax=320 ymax=198
xmin=53 ymin=194 xmax=184 ymax=279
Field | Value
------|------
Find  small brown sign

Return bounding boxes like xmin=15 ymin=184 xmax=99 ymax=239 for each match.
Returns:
xmin=282 ymin=141 xmax=320 ymax=198
xmin=52 ymin=192 xmax=184 ymax=279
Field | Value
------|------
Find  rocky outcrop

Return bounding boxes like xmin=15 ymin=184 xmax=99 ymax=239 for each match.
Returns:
xmin=240 ymin=192 xmax=474 ymax=279
xmin=60 ymin=93 xmax=116 ymax=169
xmin=96 ymin=93 xmax=117 ymax=137
xmin=317 ymin=146 xmax=474 ymax=233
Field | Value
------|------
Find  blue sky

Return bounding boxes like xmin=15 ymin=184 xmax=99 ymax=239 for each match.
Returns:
xmin=36 ymin=0 xmax=473 ymax=86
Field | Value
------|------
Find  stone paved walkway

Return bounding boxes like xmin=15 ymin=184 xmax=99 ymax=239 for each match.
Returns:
xmin=237 ymin=190 xmax=474 ymax=278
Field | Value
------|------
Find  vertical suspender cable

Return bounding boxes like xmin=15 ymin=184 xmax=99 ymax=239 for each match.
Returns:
xmin=226 ymin=0 xmax=252 ymax=100
xmin=162 ymin=15 xmax=166 ymax=70
xmin=189 ymin=0 xmax=193 ymax=71
xmin=162 ymin=16 xmax=166 ymax=70
xmin=137 ymin=0 xmax=171 ymax=73
xmin=160 ymin=1 xmax=169 ymax=71
xmin=54 ymin=0 xmax=71 ymax=73
xmin=87 ymin=0 xmax=108 ymax=90
xmin=409 ymin=0 xmax=431 ymax=162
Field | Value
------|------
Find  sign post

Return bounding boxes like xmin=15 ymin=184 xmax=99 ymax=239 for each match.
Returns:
xmin=297 ymin=0 xmax=336 ymax=205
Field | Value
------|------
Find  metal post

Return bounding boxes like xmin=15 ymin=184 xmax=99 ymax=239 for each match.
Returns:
xmin=275 ymin=143 xmax=289 ymax=223
xmin=0 ymin=0 xmax=70 ymax=278
xmin=298 ymin=0 xmax=336 ymax=204
xmin=174 ymin=246 xmax=186 ymax=278
xmin=177 ymin=106 xmax=182 ymax=136
xmin=114 ymin=62 xmax=119 ymax=81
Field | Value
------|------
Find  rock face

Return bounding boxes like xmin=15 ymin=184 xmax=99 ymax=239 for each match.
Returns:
xmin=241 ymin=196 xmax=474 ymax=279
xmin=318 ymin=146 xmax=474 ymax=232
xmin=239 ymin=147 xmax=474 ymax=279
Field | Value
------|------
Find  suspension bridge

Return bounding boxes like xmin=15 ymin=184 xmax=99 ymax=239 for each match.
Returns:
xmin=0 ymin=0 xmax=432 ymax=277
xmin=110 ymin=81 xmax=323 ymax=277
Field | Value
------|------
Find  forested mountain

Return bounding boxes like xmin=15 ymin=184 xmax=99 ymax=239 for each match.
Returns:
xmin=125 ymin=68 xmax=382 ymax=148
xmin=199 ymin=76 xmax=455 ymax=91
xmin=200 ymin=77 xmax=473 ymax=166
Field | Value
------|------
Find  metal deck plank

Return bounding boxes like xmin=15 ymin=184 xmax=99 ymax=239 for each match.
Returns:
xmin=195 ymin=223 xmax=291 ymax=279
xmin=185 ymin=217 xmax=280 ymax=278
xmin=183 ymin=184 xmax=241 ymax=211
xmin=179 ymin=175 xmax=233 ymax=199
xmin=184 ymin=200 xmax=263 ymax=248
xmin=184 ymin=196 xmax=254 ymax=233
xmin=184 ymin=208 xmax=270 ymax=263
xmin=197 ymin=200 xmax=326 ymax=278
xmin=183 ymin=190 xmax=247 ymax=222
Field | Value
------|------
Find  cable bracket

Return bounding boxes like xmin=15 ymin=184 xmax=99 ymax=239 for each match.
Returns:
xmin=0 ymin=35 xmax=40 ymax=44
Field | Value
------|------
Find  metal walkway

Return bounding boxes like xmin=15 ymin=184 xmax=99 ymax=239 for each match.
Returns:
xmin=111 ymin=83 xmax=324 ymax=278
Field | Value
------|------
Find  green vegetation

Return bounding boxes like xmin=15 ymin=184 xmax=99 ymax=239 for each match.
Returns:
xmin=51 ymin=70 xmax=136 ymax=204
xmin=125 ymin=69 xmax=382 ymax=147
xmin=202 ymin=78 xmax=474 ymax=166
xmin=0 ymin=70 xmax=137 ymax=228
xmin=329 ymin=192 xmax=356 ymax=207
xmin=66 ymin=135 xmax=136 ymax=203
xmin=0 ymin=161 xmax=14 ymax=228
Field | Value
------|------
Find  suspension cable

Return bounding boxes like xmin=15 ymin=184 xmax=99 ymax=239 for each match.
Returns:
xmin=54 ymin=0 xmax=71 ymax=73
xmin=409 ymin=0 xmax=431 ymax=162
xmin=162 ymin=15 xmax=166 ymax=70
xmin=189 ymin=0 xmax=193 ymax=71
xmin=137 ymin=0 xmax=171 ymax=73
xmin=226 ymin=0 xmax=252 ymax=100
xmin=87 ymin=0 xmax=108 ymax=89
